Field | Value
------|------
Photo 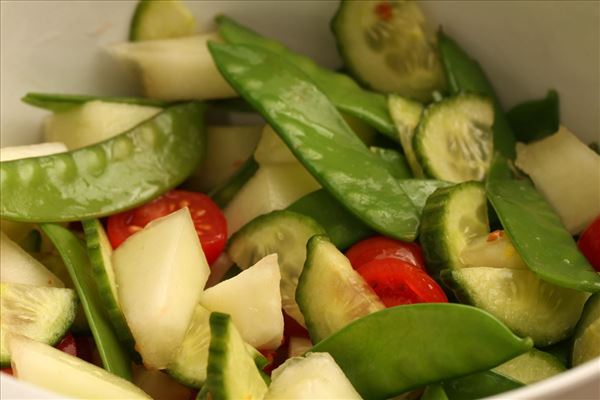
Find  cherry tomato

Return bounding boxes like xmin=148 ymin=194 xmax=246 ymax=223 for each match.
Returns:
xmin=107 ymin=190 xmax=227 ymax=265
xmin=346 ymin=236 xmax=425 ymax=270
xmin=578 ymin=215 xmax=600 ymax=272
xmin=356 ymin=258 xmax=447 ymax=307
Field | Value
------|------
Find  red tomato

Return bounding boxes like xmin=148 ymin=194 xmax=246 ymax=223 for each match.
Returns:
xmin=578 ymin=215 xmax=600 ymax=272
xmin=356 ymin=258 xmax=447 ymax=307
xmin=107 ymin=190 xmax=227 ymax=265
xmin=346 ymin=236 xmax=425 ymax=270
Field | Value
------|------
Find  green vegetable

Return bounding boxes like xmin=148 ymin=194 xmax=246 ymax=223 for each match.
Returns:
xmin=209 ymin=157 xmax=259 ymax=208
xmin=1 ymin=102 xmax=206 ymax=222
xmin=438 ymin=31 xmax=516 ymax=159
xmin=388 ymin=94 xmax=424 ymax=177
xmin=442 ymin=370 xmax=522 ymax=400
xmin=129 ymin=0 xmax=196 ymax=42
xmin=507 ymin=90 xmax=559 ymax=143
xmin=41 ymin=224 xmax=132 ymax=380
xmin=22 ymin=92 xmax=168 ymax=113
xmin=370 ymin=147 xmax=412 ymax=179
xmin=486 ymin=179 xmax=600 ymax=292
xmin=209 ymin=42 xmax=420 ymax=241
xmin=216 ymin=15 xmax=397 ymax=140
xmin=311 ymin=303 xmax=533 ymax=399
xmin=493 ymin=349 xmax=565 ymax=384
xmin=572 ymin=292 xmax=600 ymax=366
xmin=421 ymin=384 xmax=448 ymax=400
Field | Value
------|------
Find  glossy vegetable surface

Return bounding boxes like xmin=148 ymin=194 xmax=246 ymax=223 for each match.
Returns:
xmin=22 ymin=92 xmax=168 ymax=112
xmin=209 ymin=42 xmax=420 ymax=241
xmin=578 ymin=215 xmax=600 ymax=272
xmin=1 ymin=103 xmax=206 ymax=223
xmin=311 ymin=303 xmax=532 ymax=399
xmin=487 ymin=179 xmax=600 ymax=292
xmin=41 ymin=223 xmax=132 ymax=380
xmin=346 ymin=235 xmax=425 ymax=270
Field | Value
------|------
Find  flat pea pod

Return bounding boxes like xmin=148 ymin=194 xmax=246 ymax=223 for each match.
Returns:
xmin=1 ymin=102 xmax=206 ymax=222
xmin=41 ymin=223 xmax=132 ymax=380
xmin=421 ymin=384 xmax=448 ymax=400
xmin=216 ymin=15 xmax=397 ymax=140
xmin=507 ymin=90 xmax=560 ymax=143
xmin=22 ymin=92 xmax=169 ymax=112
xmin=209 ymin=42 xmax=420 ymax=241
xmin=310 ymin=303 xmax=532 ymax=400
xmin=209 ymin=156 xmax=259 ymax=208
xmin=370 ymin=147 xmax=412 ymax=179
xmin=442 ymin=370 xmax=523 ymax=400
xmin=486 ymin=179 xmax=600 ymax=292
xmin=438 ymin=32 xmax=516 ymax=159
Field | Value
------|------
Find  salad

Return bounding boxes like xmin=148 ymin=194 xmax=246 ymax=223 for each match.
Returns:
xmin=1 ymin=1 xmax=599 ymax=399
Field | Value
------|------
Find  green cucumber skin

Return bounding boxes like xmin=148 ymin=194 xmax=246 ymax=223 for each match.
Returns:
xmin=22 ymin=92 xmax=169 ymax=113
xmin=1 ymin=102 xmax=206 ymax=223
xmin=209 ymin=42 xmax=420 ymax=241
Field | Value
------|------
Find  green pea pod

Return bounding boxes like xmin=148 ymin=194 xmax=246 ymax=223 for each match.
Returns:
xmin=209 ymin=42 xmax=419 ymax=241
xmin=442 ymin=370 xmax=523 ymax=400
xmin=216 ymin=15 xmax=397 ymax=140
xmin=438 ymin=32 xmax=516 ymax=159
xmin=370 ymin=147 xmax=412 ymax=179
xmin=486 ymin=152 xmax=513 ymax=182
xmin=40 ymin=223 xmax=132 ymax=380
xmin=311 ymin=303 xmax=532 ymax=400
xmin=209 ymin=156 xmax=259 ymax=208
xmin=1 ymin=102 xmax=206 ymax=222
xmin=507 ymin=90 xmax=560 ymax=143
xmin=421 ymin=385 xmax=448 ymax=400
xmin=22 ymin=92 xmax=169 ymax=112
xmin=487 ymin=179 xmax=600 ymax=292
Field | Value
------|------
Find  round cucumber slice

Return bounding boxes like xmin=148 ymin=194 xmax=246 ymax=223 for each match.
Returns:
xmin=130 ymin=0 xmax=196 ymax=42
xmin=572 ymin=292 xmax=600 ymax=366
xmin=332 ymin=0 xmax=446 ymax=101
xmin=414 ymin=94 xmax=494 ymax=182
xmin=0 ymin=282 xmax=77 ymax=366
xmin=493 ymin=349 xmax=565 ymax=384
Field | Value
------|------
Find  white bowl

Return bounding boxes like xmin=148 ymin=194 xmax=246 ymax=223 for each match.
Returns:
xmin=1 ymin=1 xmax=599 ymax=399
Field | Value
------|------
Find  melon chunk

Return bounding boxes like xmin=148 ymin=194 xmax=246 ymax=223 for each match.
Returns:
xmin=0 ymin=142 xmax=67 ymax=162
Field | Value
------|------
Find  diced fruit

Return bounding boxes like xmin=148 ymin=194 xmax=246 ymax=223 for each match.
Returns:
xmin=578 ymin=215 xmax=600 ymax=271
xmin=113 ymin=208 xmax=209 ymax=368
xmin=345 ymin=235 xmax=425 ymax=270
xmin=493 ymin=349 xmax=565 ymax=384
xmin=130 ymin=0 xmax=196 ymax=42
xmin=572 ymin=292 xmax=600 ymax=366
xmin=0 ymin=142 xmax=67 ymax=162
xmin=254 ymin=125 xmax=298 ymax=165
xmin=460 ymin=230 xmax=528 ymax=269
xmin=199 ymin=254 xmax=283 ymax=350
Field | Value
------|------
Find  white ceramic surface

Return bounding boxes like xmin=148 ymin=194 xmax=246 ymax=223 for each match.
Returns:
xmin=1 ymin=1 xmax=599 ymax=399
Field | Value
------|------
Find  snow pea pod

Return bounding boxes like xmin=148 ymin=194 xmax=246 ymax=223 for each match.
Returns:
xmin=22 ymin=92 xmax=169 ymax=112
xmin=442 ymin=370 xmax=523 ymax=400
xmin=216 ymin=15 xmax=397 ymax=140
xmin=1 ymin=102 xmax=205 ymax=222
xmin=41 ymin=223 xmax=132 ymax=380
xmin=209 ymin=42 xmax=419 ymax=241
xmin=310 ymin=303 xmax=532 ymax=400
xmin=438 ymin=32 xmax=516 ymax=159
xmin=370 ymin=147 xmax=412 ymax=179
xmin=507 ymin=90 xmax=560 ymax=143
xmin=487 ymin=179 xmax=600 ymax=292
xmin=421 ymin=385 xmax=448 ymax=400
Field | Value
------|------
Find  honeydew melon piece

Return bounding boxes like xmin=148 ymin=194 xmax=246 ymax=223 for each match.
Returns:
xmin=0 ymin=142 xmax=67 ymax=162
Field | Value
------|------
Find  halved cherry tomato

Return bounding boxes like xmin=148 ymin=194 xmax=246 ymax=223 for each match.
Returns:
xmin=1 ymin=333 xmax=78 ymax=376
xmin=578 ymin=215 xmax=600 ymax=272
xmin=107 ymin=190 xmax=227 ymax=265
xmin=356 ymin=258 xmax=447 ymax=307
xmin=346 ymin=235 xmax=425 ymax=270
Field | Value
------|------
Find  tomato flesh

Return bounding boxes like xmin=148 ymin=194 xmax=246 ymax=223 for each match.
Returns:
xmin=578 ymin=215 xmax=600 ymax=272
xmin=356 ymin=258 xmax=447 ymax=307
xmin=107 ymin=190 xmax=227 ymax=265
xmin=346 ymin=235 xmax=425 ymax=270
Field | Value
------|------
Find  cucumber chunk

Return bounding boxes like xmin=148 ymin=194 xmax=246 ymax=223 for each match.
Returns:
xmin=442 ymin=267 xmax=589 ymax=346
xmin=572 ymin=292 xmax=600 ymax=366
xmin=8 ymin=334 xmax=150 ymax=399
xmin=388 ymin=94 xmax=425 ymax=177
xmin=419 ymin=181 xmax=489 ymax=274
xmin=0 ymin=231 xmax=63 ymax=288
xmin=493 ymin=349 xmax=565 ymax=384
xmin=0 ymin=282 xmax=76 ymax=366
xmin=414 ymin=94 xmax=494 ymax=182
xmin=199 ymin=254 xmax=283 ymax=350
xmin=332 ymin=0 xmax=446 ymax=102
xmin=130 ymin=0 xmax=196 ymax=42
xmin=205 ymin=312 xmax=268 ymax=400
xmin=265 ymin=352 xmax=361 ymax=399
xmin=227 ymin=210 xmax=326 ymax=327
xmin=459 ymin=231 xmax=528 ymax=270
xmin=296 ymin=235 xmax=384 ymax=343
xmin=113 ymin=208 xmax=210 ymax=369
xmin=0 ymin=142 xmax=67 ymax=162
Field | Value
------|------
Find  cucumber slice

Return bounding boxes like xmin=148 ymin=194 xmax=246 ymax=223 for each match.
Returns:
xmin=227 ymin=210 xmax=326 ymax=327
xmin=442 ymin=267 xmax=589 ymax=346
xmin=265 ymin=352 xmax=361 ymax=399
xmin=199 ymin=254 xmax=283 ymax=350
xmin=493 ymin=349 xmax=565 ymax=384
xmin=44 ymin=100 xmax=161 ymax=150
xmin=205 ymin=312 xmax=268 ymax=400
xmin=459 ymin=231 xmax=528 ymax=270
xmin=0 ymin=231 xmax=63 ymax=288
xmin=296 ymin=235 xmax=384 ymax=343
xmin=515 ymin=126 xmax=600 ymax=234
xmin=414 ymin=94 xmax=494 ymax=182
xmin=0 ymin=142 xmax=67 ymax=162
xmin=130 ymin=0 xmax=196 ymax=42
xmin=112 ymin=208 xmax=210 ymax=369
xmin=0 ymin=282 xmax=76 ymax=366
xmin=109 ymin=34 xmax=237 ymax=101
xmin=388 ymin=94 xmax=424 ymax=177
xmin=419 ymin=182 xmax=489 ymax=275
xmin=82 ymin=220 xmax=134 ymax=345
xmin=331 ymin=0 xmax=446 ymax=102
xmin=8 ymin=334 xmax=150 ymax=399
xmin=572 ymin=292 xmax=600 ymax=366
